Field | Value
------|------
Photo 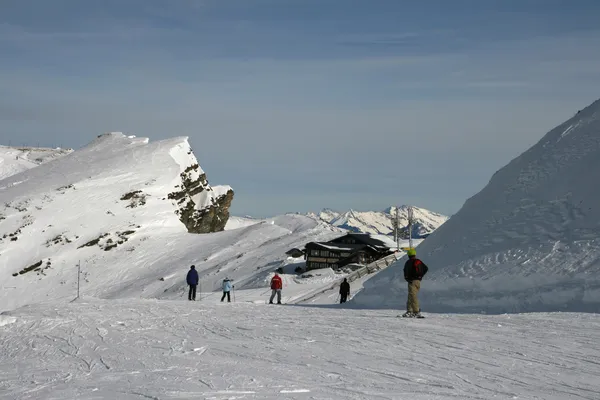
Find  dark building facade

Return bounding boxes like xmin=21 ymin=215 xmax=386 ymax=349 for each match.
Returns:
xmin=303 ymin=233 xmax=395 ymax=271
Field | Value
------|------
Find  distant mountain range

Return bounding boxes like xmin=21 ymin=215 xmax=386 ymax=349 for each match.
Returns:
xmin=308 ymin=205 xmax=449 ymax=238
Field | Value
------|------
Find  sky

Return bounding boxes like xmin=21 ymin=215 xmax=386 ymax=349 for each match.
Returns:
xmin=1 ymin=0 xmax=600 ymax=218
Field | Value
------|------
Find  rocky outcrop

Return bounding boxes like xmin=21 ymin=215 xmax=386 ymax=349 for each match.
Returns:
xmin=168 ymin=163 xmax=234 ymax=233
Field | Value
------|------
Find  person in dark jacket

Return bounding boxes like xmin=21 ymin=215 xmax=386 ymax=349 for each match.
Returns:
xmin=402 ymin=248 xmax=428 ymax=317
xmin=186 ymin=265 xmax=199 ymax=301
xmin=339 ymin=278 xmax=351 ymax=303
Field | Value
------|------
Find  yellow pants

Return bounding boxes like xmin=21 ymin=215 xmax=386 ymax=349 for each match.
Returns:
xmin=407 ymin=280 xmax=421 ymax=313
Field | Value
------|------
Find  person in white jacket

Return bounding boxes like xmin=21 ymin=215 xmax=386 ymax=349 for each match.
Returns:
xmin=221 ymin=278 xmax=233 ymax=302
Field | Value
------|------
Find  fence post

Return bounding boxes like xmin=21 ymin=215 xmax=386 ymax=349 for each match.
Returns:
xmin=76 ymin=261 xmax=80 ymax=299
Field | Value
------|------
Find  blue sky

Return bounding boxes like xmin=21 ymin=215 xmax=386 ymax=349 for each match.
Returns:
xmin=1 ymin=0 xmax=600 ymax=217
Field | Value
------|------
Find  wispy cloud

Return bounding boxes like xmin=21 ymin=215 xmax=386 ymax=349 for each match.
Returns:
xmin=1 ymin=1 xmax=600 ymax=216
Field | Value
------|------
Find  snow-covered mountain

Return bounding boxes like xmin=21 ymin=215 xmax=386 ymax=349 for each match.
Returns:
xmin=310 ymin=205 xmax=448 ymax=238
xmin=0 ymin=132 xmax=243 ymax=309
xmin=0 ymin=145 xmax=73 ymax=180
xmin=354 ymin=99 xmax=600 ymax=313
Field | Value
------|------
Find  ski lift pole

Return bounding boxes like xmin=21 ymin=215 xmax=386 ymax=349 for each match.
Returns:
xmin=395 ymin=205 xmax=400 ymax=251
xmin=76 ymin=261 xmax=81 ymax=299
xmin=408 ymin=206 xmax=414 ymax=249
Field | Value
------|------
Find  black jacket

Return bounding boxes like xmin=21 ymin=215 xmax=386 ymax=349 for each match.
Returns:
xmin=340 ymin=281 xmax=350 ymax=295
xmin=404 ymin=258 xmax=428 ymax=282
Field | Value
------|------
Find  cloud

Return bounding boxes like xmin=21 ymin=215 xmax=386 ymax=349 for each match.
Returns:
xmin=2 ymin=2 xmax=600 ymax=217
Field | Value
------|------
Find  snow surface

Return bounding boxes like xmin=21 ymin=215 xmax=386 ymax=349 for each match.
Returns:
xmin=224 ymin=216 xmax=262 ymax=230
xmin=355 ymin=99 xmax=600 ymax=313
xmin=0 ymin=145 xmax=72 ymax=181
xmin=312 ymin=206 xmax=448 ymax=238
xmin=0 ymin=134 xmax=349 ymax=312
xmin=1 ymin=298 xmax=599 ymax=399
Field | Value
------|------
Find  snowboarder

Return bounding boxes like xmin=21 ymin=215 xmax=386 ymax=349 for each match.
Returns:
xmin=186 ymin=265 xmax=199 ymax=301
xmin=339 ymin=278 xmax=350 ymax=303
xmin=402 ymin=248 xmax=428 ymax=318
xmin=221 ymin=278 xmax=233 ymax=302
xmin=269 ymin=273 xmax=283 ymax=304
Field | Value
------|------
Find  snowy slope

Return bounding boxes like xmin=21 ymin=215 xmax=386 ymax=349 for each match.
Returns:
xmin=313 ymin=205 xmax=448 ymax=238
xmin=0 ymin=145 xmax=72 ymax=181
xmin=354 ymin=99 xmax=600 ymax=313
xmin=224 ymin=215 xmax=262 ymax=230
xmin=1 ymin=298 xmax=599 ymax=399
xmin=0 ymin=132 xmax=260 ymax=310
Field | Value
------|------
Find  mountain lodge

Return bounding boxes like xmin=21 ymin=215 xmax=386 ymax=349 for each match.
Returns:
xmin=302 ymin=233 xmax=397 ymax=271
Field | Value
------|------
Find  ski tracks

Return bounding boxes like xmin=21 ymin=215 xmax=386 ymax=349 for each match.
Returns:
xmin=1 ymin=299 xmax=599 ymax=399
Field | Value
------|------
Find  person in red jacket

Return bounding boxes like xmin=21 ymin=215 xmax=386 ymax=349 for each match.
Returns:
xmin=269 ymin=273 xmax=283 ymax=304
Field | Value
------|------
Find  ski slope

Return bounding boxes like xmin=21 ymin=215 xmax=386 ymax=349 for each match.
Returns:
xmin=355 ymin=99 xmax=600 ymax=313
xmin=0 ymin=133 xmax=343 ymax=312
xmin=1 ymin=298 xmax=598 ymax=399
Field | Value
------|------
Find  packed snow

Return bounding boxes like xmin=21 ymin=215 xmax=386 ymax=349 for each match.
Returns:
xmin=311 ymin=206 xmax=448 ymax=238
xmin=354 ymin=99 xmax=600 ymax=313
xmin=1 ymin=298 xmax=599 ymax=399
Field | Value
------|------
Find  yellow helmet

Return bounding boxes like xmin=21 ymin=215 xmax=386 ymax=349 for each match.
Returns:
xmin=406 ymin=248 xmax=416 ymax=257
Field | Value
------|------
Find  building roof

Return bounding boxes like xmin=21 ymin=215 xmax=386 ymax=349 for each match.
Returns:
xmin=330 ymin=233 xmax=396 ymax=249
xmin=305 ymin=242 xmax=381 ymax=254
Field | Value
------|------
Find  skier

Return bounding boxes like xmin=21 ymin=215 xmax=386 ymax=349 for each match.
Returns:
xmin=186 ymin=265 xmax=199 ymax=301
xmin=221 ymin=277 xmax=233 ymax=302
xmin=339 ymin=278 xmax=350 ymax=303
xmin=402 ymin=248 xmax=428 ymax=318
xmin=269 ymin=273 xmax=283 ymax=304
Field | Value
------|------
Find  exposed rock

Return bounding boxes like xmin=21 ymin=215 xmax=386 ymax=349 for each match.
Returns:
xmin=175 ymin=189 xmax=234 ymax=233
xmin=169 ymin=163 xmax=234 ymax=233
xmin=120 ymin=190 xmax=147 ymax=208
xmin=78 ymin=233 xmax=110 ymax=249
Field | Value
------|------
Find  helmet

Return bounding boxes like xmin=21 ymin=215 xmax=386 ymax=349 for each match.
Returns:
xmin=407 ymin=248 xmax=416 ymax=257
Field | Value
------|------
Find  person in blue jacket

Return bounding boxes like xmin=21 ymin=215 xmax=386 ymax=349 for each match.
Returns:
xmin=221 ymin=278 xmax=233 ymax=302
xmin=186 ymin=265 xmax=199 ymax=301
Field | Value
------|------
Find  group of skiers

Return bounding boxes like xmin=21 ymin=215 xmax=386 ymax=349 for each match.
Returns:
xmin=185 ymin=266 xmax=283 ymax=304
xmin=184 ymin=248 xmax=428 ymax=317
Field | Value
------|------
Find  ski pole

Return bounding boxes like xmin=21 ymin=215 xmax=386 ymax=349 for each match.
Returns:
xmin=233 ymin=287 xmax=236 ymax=303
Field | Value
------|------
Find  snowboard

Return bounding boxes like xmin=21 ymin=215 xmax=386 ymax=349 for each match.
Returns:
xmin=398 ymin=314 xmax=425 ymax=319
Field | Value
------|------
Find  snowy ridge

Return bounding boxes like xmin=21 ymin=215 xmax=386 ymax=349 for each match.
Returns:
xmin=354 ymin=98 xmax=600 ymax=313
xmin=0 ymin=145 xmax=72 ymax=181
xmin=311 ymin=205 xmax=448 ymax=238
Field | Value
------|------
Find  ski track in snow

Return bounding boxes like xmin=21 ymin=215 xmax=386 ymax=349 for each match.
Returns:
xmin=1 ymin=298 xmax=599 ymax=399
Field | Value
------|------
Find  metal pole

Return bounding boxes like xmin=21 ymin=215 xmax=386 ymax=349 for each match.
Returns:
xmin=408 ymin=207 xmax=414 ymax=249
xmin=396 ymin=206 xmax=400 ymax=251
xmin=76 ymin=261 xmax=81 ymax=299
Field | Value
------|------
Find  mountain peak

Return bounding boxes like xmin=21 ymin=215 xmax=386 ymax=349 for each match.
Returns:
xmin=315 ymin=206 xmax=448 ymax=238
